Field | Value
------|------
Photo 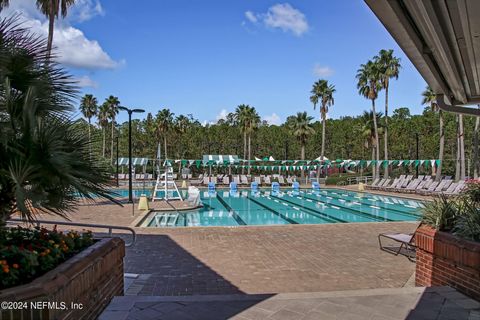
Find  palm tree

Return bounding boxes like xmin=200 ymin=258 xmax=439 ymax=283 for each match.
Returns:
xmin=360 ymin=111 xmax=384 ymax=174
xmin=376 ymin=49 xmax=401 ymax=178
xmin=79 ymin=94 xmax=98 ymax=149
xmin=36 ymin=0 xmax=76 ymax=58
xmin=234 ymin=104 xmax=250 ymax=174
xmin=156 ymin=109 xmax=174 ymax=161
xmin=103 ymin=95 xmax=120 ymax=164
xmin=310 ymin=79 xmax=335 ymax=161
xmin=97 ymin=103 xmax=109 ymax=158
xmin=244 ymin=106 xmax=260 ymax=175
xmin=422 ymin=86 xmax=444 ymax=181
xmin=288 ymin=112 xmax=315 ymax=179
xmin=0 ymin=17 xmax=115 ymax=225
xmin=356 ymin=60 xmax=382 ymax=180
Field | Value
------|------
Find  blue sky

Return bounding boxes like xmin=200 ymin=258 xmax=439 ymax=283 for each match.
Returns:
xmin=2 ymin=0 xmax=427 ymax=124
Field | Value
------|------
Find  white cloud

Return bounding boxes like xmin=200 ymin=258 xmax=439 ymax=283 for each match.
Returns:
xmin=313 ymin=64 xmax=334 ymax=77
xmin=70 ymin=0 xmax=104 ymax=23
xmin=0 ymin=0 xmax=122 ymax=70
xmin=263 ymin=113 xmax=281 ymax=125
xmin=215 ymin=109 xmax=228 ymax=122
xmin=245 ymin=3 xmax=308 ymax=37
xmin=245 ymin=11 xmax=257 ymax=23
xmin=75 ymin=75 xmax=98 ymax=88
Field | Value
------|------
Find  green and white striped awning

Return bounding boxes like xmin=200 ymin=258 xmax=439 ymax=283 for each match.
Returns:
xmin=202 ymin=155 xmax=239 ymax=165
xmin=116 ymin=157 xmax=150 ymax=166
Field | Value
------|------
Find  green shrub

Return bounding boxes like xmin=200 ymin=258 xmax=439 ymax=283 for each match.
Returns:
xmin=421 ymin=180 xmax=480 ymax=241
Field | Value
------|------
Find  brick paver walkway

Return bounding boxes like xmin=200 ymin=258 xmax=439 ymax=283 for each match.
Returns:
xmin=124 ymin=222 xmax=417 ymax=296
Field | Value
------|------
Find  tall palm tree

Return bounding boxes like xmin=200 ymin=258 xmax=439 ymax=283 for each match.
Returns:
xmin=376 ymin=49 xmax=401 ymax=178
xmin=422 ymin=86 xmax=444 ymax=181
xmin=79 ymin=94 xmax=97 ymax=148
xmin=244 ymin=106 xmax=260 ymax=175
xmin=156 ymin=109 xmax=174 ymax=161
xmin=234 ymin=104 xmax=250 ymax=174
xmin=310 ymin=79 xmax=335 ymax=161
xmin=97 ymin=103 xmax=109 ymax=158
xmin=36 ymin=0 xmax=76 ymax=58
xmin=356 ymin=60 xmax=382 ymax=179
xmin=103 ymin=95 xmax=120 ymax=164
xmin=288 ymin=112 xmax=315 ymax=179
xmin=360 ymin=111 xmax=384 ymax=173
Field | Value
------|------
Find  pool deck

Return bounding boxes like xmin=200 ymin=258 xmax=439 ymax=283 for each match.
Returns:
xmin=29 ymin=202 xmax=480 ymax=319
xmin=32 ymin=202 xmax=418 ymax=295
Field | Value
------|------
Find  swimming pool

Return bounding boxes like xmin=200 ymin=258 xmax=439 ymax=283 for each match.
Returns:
xmin=141 ymin=189 xmax=423 ymax=227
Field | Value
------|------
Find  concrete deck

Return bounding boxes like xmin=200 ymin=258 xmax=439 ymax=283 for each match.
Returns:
xmin=100 ymin=286 xmax=480 ymax=320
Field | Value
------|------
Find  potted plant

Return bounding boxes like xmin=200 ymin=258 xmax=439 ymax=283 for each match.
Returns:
xmin=416 ymin=180 xmax=480 ymax=300
xmin=0 ymin=16 xmax=123 ymax=319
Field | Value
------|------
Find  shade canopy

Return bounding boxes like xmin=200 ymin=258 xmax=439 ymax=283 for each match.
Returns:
xmin=202 ymin=155 xmax=239 ymax=165
xmin=116 ymin=157 xmax=149 ymax=166
xmin=365 ymin=0 xmax=480 ymax=116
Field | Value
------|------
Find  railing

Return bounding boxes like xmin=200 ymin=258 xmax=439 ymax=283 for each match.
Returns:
xmin=347 ymin=176 xmax=373 ymax=185
xmin=7 ymin=219 xmax=136 ymax=247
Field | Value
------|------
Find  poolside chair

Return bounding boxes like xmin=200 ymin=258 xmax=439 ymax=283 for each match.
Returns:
xmin=240 ymin=175 xmax=249 ymax=185
xmin=419 ymin=178 xmax=452 ymax=195
xmin=223 ymin=176 xmax=230 ymax=185
xmin=373 ymin=179 xmax=391 ymax=190
xmin=202 ymin=176 xmax=210 ymax=185
xmin=404 ymin=179 xmax=429 ymax=193
xmin=444 ymin=180 xmax=466 ymax=196
xmin=395 ymin=177 xmax=419 ymax=192
xmin=233 ymin=175 xmax=240 ymax=184
xmin=254 ymin=176 xmax=262 ymax=185
xmin=378 ymin=231 xmax=416 ymax=261
xmin=286 ymin=177 xmax=293 ymax=184
xmin=366 ymin=178 xmax=380 ymax=190
xmin=211 ymin=176 xmax=217 ymax=185
xmin=278 ymin=176 xmax=286 ymax=186
xmin=416 ymin=180 xmax=439 ymax=195
xmin=431 ymin=180 xmax=459 ymax=196
xmin=380 ymin=178 xmax=401 ymax=191
xmin=399 ymin=175 xmax=413 ymax=188
xmin=369 ymin=178 xmax=386 ymax=190
xmin=264 ymin=176 xmax=272 ymax=186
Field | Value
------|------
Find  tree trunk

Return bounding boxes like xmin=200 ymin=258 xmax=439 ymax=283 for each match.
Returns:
xmin=474 ymin=107 xmax=479 ymax=179
xmin=102 ymin=127 xmax=106 ymax=158
xmin=301 ymin=143 xmax=305 ymax=180
xmin=242 ymin=131 xmax=246 ymax=175
xmin=384 ymin=85 xmax=389 ymax=178
xmin=372 ymin=99 xmax=380 ymax=179
xmin=371 ymin=144 xmax=376 ymax=181
xmin=321 ymin=111 xmax=326 ymax=159
xmin=459 ymin=114 xmax=466 ymax=180
xmin=247 ymin=134 xmax=251 ymax=175
xmin=436 ymin=110 xmax=444 ymax=181
xmin=111 ymin=120 xmax=115 ymax=164
xmin=46 ymin=0 xmax=55 ymax=59
xmin=164 ymin=135 xmax=168 ymax=161
xmin=88 ymin=117 xmax=91 ymax=156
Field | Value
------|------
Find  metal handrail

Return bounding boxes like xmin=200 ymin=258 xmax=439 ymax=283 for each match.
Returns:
xmin=7 ymin=218 xmax=136 ymax=247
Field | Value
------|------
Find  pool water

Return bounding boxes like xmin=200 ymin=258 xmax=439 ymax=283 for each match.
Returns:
xmin=142 ymin=189 xmax=423 ymax=227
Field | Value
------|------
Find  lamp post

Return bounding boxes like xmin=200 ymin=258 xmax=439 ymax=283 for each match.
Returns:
xmin=118 ymin=106 xmax=145 ymax=203
xmin=416 ymin=132 xmax=420 ymax=178
xmin=116 ymin=134 xmax=119 ymax=187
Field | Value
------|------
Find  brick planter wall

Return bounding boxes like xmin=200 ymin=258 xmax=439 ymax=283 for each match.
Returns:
xmin=415 ymin=225 xmax=480 ymax=300
xmin=0 ymin=237 xmax=125 ymax=320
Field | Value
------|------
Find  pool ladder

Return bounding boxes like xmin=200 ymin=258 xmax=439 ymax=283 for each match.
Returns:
xmin=154 ymin=213 xmax=179 ymax=227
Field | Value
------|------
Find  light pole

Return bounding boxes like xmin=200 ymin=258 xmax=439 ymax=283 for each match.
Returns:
xmin=118 ymin=106 xmax=145 ymax=203
xmin=416 ymin=132 xmax=420 ymax=178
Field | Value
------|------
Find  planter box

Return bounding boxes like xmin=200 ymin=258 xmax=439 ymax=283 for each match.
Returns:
xmin=0 ymin=237 xmax=125 ymax=320
xmin=415 ymin=225 xmax=480 ymax=300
